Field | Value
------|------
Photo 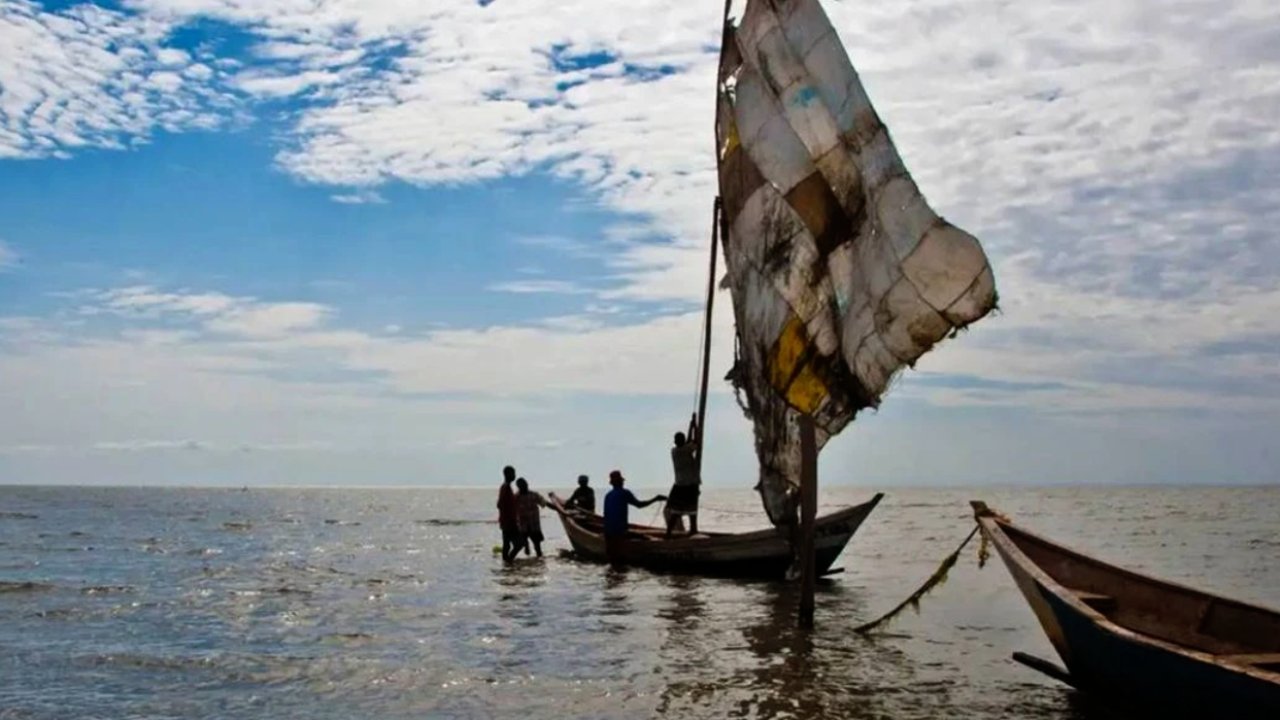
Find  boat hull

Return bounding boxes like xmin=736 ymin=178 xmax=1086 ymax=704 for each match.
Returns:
xmin=553 ymin=493 xmax=882 ymax=580
xmin=975 ymin=503 xmax=1280 ymax=719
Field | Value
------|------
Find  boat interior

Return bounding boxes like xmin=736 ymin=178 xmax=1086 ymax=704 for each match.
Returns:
xmin=560 ymin=508 xmax=722 ymax=540
xmin=1000 ymin=520 xmax=1280 ymax=673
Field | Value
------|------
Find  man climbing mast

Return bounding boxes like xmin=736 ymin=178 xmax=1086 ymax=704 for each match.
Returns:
xmin=665 ymin=413 xmax=702 ymax=537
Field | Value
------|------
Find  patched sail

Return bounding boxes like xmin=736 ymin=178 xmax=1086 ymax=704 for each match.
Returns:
xmin=715 ymin=0 xmax=997 ymax=526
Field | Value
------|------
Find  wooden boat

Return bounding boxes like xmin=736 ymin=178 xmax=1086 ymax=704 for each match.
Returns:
xmin=973 ymin=501 xmax=1280 ymax=718
xmin=550 ymin=492 xmax=882 ymax=580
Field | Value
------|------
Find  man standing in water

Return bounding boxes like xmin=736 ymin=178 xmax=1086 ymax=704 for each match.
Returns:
xmin=515 ymin=477 xmax=548 ymax=557
xmin=497 ymin=466 xmax=520 ymax=562
xmin=665 ymin=414 xmax=701 ymax=537
xmin=602 ymin=470 xmax=665 ymax=565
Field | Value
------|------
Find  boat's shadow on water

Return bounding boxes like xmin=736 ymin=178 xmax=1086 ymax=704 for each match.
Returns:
xmin=634 ymin=571 xmax=1126 ymax=720
xmin=639 ymin=575 xmax=899 ymax=719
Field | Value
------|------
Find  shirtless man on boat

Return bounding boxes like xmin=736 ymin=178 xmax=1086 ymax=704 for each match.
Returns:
xmin=664 ymin=414 xmax=701 ymax=537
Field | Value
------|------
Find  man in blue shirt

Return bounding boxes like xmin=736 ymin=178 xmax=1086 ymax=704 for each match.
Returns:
xmin=602 ymin=470 xmax=665 ymax=564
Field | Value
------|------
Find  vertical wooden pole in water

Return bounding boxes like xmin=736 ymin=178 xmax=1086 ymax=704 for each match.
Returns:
xmin=798 ymin=412 xmax=818 ymax=628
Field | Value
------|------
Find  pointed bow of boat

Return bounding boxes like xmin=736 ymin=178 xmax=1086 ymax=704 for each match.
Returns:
xmin=972 ymin=499 xmax=1280 ymax=720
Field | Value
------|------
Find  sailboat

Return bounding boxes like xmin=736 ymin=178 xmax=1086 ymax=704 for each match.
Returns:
xmin=551 ymin=0 xmax=997 ymax=579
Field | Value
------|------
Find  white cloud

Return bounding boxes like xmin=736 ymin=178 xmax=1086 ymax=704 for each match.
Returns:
xmin=0 ymin=0 xmax=238 ymax=158
xmin=154 ymin=47 xmax=189 ymax=66
xmin=98 ymin=286 xmax=239 ymax=316
xmin=205 ymin=302 xmax=330 ymax=337
xmin=329 ymin=188 xmax=386 ymax=204
xmin=91 ymin=285 xmax=328 ymax=338
xmin=486 ymin=279 xmax=592 ymax=295
xmin=25 ymin=274 xmax=1280 ymax=416
xmin=233 ymin=69 xmax=343 ymax=98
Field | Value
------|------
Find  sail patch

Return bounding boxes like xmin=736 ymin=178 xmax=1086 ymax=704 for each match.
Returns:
xmin=769 ymin=314 xmax=829 ymax=415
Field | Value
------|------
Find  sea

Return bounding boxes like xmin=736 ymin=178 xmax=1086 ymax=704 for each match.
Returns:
xmin=1 ymin=485 xmax=1277 ymax=720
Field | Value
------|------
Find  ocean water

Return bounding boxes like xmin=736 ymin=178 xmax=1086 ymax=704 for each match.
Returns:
xmin=1 ymin=485 xmax=1277 ymax=719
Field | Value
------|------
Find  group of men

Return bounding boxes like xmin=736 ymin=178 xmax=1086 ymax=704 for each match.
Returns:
xmin=496 ymin=415 xmax=703 ymax=564
xmin=495 ymin=467 xmax=549 ymax=562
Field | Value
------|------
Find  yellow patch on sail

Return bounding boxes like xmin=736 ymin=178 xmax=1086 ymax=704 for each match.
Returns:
xmin=721 ymin=114 xmax=740 ymax=159
xmin=769 ymin=314 xmax=827 ymax=414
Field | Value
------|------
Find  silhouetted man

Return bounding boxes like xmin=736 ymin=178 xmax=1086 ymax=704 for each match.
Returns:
xmin=497 ymin=466 xmax=520 ymax=562
xmin=564 ymin=474 xmax=595 ymax=514
xmin=515 ymin=477 xmax=548 ymax=557
xmin=665 ymin=414 xmax=701 ymax=536
xmin=603 ymin=470 xmax=665 ymax=565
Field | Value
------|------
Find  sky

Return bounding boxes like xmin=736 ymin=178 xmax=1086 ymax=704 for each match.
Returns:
xmin=1 ymin=0 xmax=1278 ymax=489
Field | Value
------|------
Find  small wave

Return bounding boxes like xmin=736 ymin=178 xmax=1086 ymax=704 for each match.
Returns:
xmin=232 ymin=585 xmax=316 ymax=597
xmin=415 ymin=518 xmax=492 ymax=526
xmin=0 ymin=511 xmax=38 ymax=519
xmin=80 ymin=652 xmax=217 ymax=672
xmin=34 ymin=606 xmax=81 ymax=619
xmin=323 ymin=632 xmax=376 ymax=643
xmin=324 ymin=519 xmax=361 ymax=526
xmin=222 ymin=521 xmax=252 ymax=531
xmin=81 ymin=585 xmax=134 ymax=595
xmin=189 ymin=547 xmax=223 ymax=556
xmin=0 ymin=581 xmax=54 ymax=593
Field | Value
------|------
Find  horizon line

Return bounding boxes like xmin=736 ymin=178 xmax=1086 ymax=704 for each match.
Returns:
xmin=2 ymin=481 xmax=1277 ymax=491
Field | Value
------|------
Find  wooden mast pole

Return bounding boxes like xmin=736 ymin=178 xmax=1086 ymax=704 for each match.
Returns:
xmin=798 ymin=412 xmax=818 ymax=628
xmin=694 ymin=198 xmax=719 ymax=475
xmin=698 ymin=0 xmax=732 ymax=474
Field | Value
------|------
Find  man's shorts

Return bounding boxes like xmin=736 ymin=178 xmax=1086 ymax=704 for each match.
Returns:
xmin=666 ymin=484 xmax=700 ymax=514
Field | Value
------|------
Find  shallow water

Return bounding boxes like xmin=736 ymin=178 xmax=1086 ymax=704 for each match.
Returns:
xmin=1 ymin=485 xmax=1276 ymax=719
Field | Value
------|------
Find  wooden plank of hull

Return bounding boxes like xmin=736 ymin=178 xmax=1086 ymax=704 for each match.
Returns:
xmin=973 ymin=501 xmax=1280 ymax=719
xmin=553 ymin=493 xmax=882 ymax=580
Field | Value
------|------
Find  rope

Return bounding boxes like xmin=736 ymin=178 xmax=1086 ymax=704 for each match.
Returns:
xmin=649 ymin=504 xmax=665 ymax=526
xmin=853 ymin=524 xmax=981 ymax=635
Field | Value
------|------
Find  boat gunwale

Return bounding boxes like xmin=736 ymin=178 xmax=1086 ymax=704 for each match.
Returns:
xmin=973 ymin=501 xmax=1280 ymax=684
xmin=551 ymin=492 xmax=884 ymax=552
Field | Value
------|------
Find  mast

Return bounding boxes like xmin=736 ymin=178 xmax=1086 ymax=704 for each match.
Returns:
xmin=694 ymin=198 xmax=719 ymax=475
xmin=695 ymin=0 xmax=734 ymax=474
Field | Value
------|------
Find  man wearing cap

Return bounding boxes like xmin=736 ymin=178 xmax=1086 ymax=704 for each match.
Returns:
xmin=601 ymin=470 xmax=665 ymax=565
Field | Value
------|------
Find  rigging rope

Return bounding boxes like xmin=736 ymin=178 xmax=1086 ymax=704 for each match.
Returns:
xmin=852 ymin=523 xmax=981 ymax=635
